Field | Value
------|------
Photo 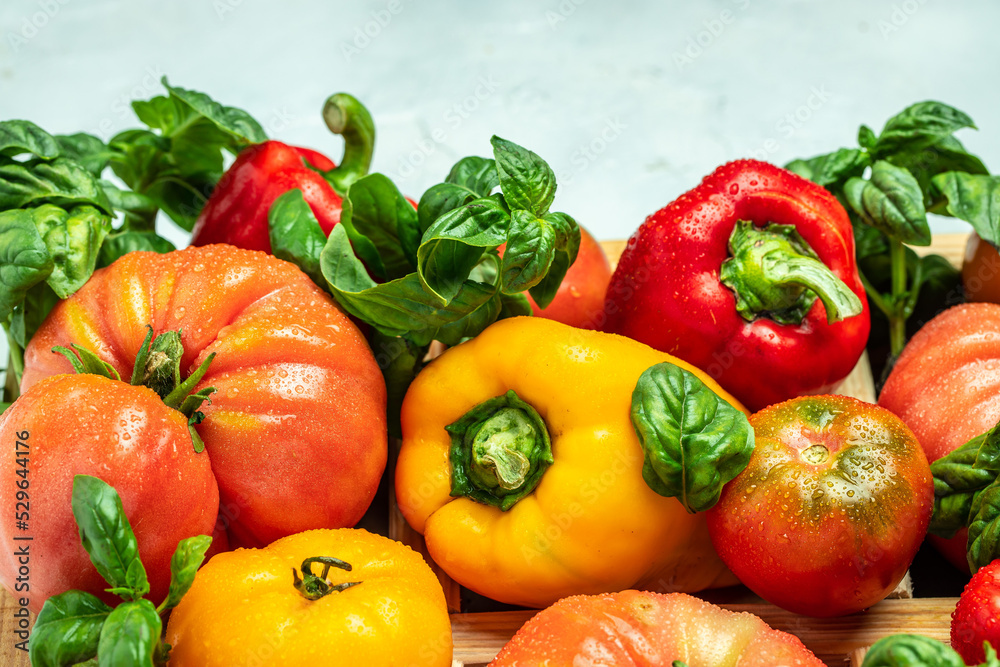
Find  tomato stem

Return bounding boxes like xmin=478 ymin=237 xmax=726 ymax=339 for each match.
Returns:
xmin=292 ymin=556 xmax=363 ymax=601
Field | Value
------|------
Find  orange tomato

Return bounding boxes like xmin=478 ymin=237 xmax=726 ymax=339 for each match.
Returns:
xmin=490 ymin=590 xmax=823 ymax=666
xmin=0 ymin=375 xmax=218 ymax=613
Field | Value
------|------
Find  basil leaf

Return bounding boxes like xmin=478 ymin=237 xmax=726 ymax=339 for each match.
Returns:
xmin=161 ymin=77 xmax=266 ymax=145
xmin=858 ymin=125 xmax=878 ymax=151
xmin=417 ymin=196 xmax=509 ymax=303
xmin=0 ymin=120 xmax=60 ymax=159
xmin=98 ymin=232 xmax=175 ymax=268
xmin=341 ymin=173 xmax=420 ymax=281
xmin=417 ymin=182 xmax=481 ymax=235
xmin=630 ymin=362 xmax=754 ymax=513
xmin=932 ymin=171 xmax=1000 ymax=248
xmin=859 ymin=634 xmax=966 ymax=667
xmin=411 ymin=290 xmax=503 ymax=347
xmin=784 ymin=148 xmax=869 ymax=190
xmin=28 ymin=590 xmax=112 ymax=667
xmin=501 ymin=209 xmax=579 ymax=298
xmin=71 ymin=475 xmax=148 ymax=601
xmin=844 ymin=161 xmax=929 ymax=245
xmin=929 ymin=427 xmax=1000 ymax=538
xmin=0 ymin=209 xmax=53 ymax=323
xmin=446 ymin=156 xmax=499 ymax=197
xmin=56 ymin=134 xmax=115 ymax=178
xmin=0 ymin=158 xmax=112 ymax=215
xmin=491 ymin=135 xmax=557 ymax=216
xmin=873 ymin=101 xmax=976 ymax=158
xmin=527 ymin=212 xmax=580 ymax=309
xmin=321 ymin=225 xmax=498 ymax=341
xmin=160 ymin=534 xmax=211 ymax=611
xmin=32 ymin=205 xmax=111 ymax=299
xmin=968 ymin=477 xmax=1000 ymax=573
xmin=96 ymin=599 xmax=161 ymax=667
xmin=99 ymin=182 xmax=158 ymax=231
xmin=888 ymin=135 xmax=989 ymax=211
xmin=9 ymin=282 xmax=59 ymax=349
xmin=268 ymin=189 xmax=327 ymax=286
xmin=499 ymin=292 xmax=532 ymax=319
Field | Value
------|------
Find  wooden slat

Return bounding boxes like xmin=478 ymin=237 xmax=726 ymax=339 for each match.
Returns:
xmin=451 ymin=598 xmax=958 ymax=667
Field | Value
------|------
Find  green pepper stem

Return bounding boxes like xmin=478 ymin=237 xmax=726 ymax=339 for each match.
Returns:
xmin=321 ymin=93 xmax=375 ymax=196
xmin=292 ymin=556 xmax=362 ymax=601
xmin=447 ymin=390 xmax=554 ymax=511
xmin=720 ymin=220 xmax=863 ymax=326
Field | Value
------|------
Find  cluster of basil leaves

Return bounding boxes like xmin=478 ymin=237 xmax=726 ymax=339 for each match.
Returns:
xmin=928 ymin=417 xmax=1000 ymax=573
xmin=29 ymin=475 xmax=211 ymax=667
xmin=0 ymin=77 xmax=266 ymax=405
xmin=860 ymin=633 xmax=999 ymax=667
xmin=267 ymin=136 xmax=581 ymax=436
xmin=786 ymin=101 xmax=999 ymax=380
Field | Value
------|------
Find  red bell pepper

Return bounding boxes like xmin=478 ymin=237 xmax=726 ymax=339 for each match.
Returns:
xmin=603 ymin=159 xmax=869 ymax=412
xmin=190 ymin=93 xmax=374 ymax=252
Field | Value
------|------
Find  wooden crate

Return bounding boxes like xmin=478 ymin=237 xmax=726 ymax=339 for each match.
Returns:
xmin=0 ymin=233 xmax=973 ymax=667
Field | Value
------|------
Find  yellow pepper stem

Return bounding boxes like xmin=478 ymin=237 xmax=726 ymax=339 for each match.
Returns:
xmin=291 ymin=556 xmax=362 ymax=601
xmin=447 ymin=389 xmax=554 ymax=511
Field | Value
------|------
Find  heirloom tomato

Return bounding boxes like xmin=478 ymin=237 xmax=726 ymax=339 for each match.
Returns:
xmin=490 ymin=590 xmax=823 ymax=666
xmin=20 ymin=245 xmax=387 ymax=549
xmin=879 ymin=303 xmax=1000 ymax=571
xmin=0 ymin=375 xmax=218 ymax=613
xmin=706 ymin=395 xmax=933 ymax=617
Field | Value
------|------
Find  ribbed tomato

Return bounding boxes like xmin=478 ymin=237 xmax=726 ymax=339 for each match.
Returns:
xmin=0 ymin=375 xmax=219 ymax=613
xmin=879 ymin=302 xmax=1000 ymax=571
xmin=489 ymin=590 xmax=823 ymax=666
xmin=21 ymin=245 xmax=387 ymax=548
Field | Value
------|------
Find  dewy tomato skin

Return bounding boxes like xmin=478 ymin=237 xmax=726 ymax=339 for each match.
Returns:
xmin=0 ymin=374 xmax=219 ymax=613
xmin=21 ymin=245 xmax=387 ymax=548
xmin=706 ymin=395 xmax=933 ymax=617
xmin=879 ymin=303 xmax=1000 ymax=572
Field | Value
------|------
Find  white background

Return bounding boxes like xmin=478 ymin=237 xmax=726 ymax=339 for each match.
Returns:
xmin=2 ymin=0 xmax=999 ymax=367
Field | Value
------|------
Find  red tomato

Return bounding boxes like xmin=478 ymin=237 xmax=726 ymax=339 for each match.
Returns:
xmin=525 ymin=225 xmax=612 ymax=329
xmin=952 ymin=558 xmax=1000 ymax=663
xmin=0 ymin=375 xmax=219 ymax=613
xmin=21 ymin=245 xmax=387 ymax=549
xmin=706 ymin=395 xmax=933 ymax=617
xmin=490 ymin=590 xmax=823 ymax=666
xmin=879 ymin=303 xmax=1000 ymax=572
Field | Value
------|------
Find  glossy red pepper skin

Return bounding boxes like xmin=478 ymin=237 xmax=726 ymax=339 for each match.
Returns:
xmin=190 ymin=141 xmax=343 ymax=252
xmin=603 ymin=159 xmax=869 ymax=412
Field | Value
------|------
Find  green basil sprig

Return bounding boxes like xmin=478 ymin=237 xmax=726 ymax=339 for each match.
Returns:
xmin=788 ymin=100 xmax=984 ymax=364
xmin=267 ymin=136 xmax=579 ymax=437
xmin=630 ymin=362 xmax=754 ymax=513
xmin=29 ymin=475 xmax=211 ymax=666
xmin=1 ymin=79 xmax=265 ymax=404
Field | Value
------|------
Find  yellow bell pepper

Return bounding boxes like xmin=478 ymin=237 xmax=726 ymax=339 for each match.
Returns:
xmin=395 ymin=316 xmax=745 ymax=608
xmin=164 ymin=529 xmax=453 ymax=666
